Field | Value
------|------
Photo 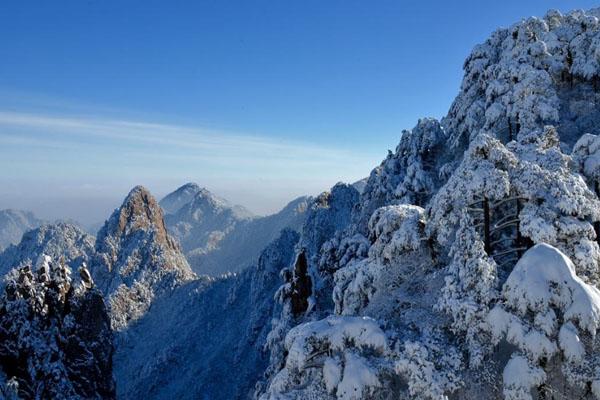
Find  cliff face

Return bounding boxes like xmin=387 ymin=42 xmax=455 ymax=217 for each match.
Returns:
xmin=94 ymin=186 xmax=195 ymax=330
xmin=114 ymin=229 xmax=300 ymax=400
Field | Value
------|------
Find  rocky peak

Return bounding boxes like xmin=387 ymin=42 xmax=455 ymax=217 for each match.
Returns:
xmin=94 ymin=186 xmax=195 ymax=330
xmin=159 ymin=182 xmax=202 ymax=215
xmin=110 ymin=186 xmax=176 ymax=250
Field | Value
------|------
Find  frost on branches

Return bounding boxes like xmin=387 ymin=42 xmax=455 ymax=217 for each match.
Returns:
xmin=261 ymin=8 xmax=600 ymax=399
xmin=487 ymin=244 xmax=600 ymax=399
xmin=0 ymin=256 xmax=114 ymax=399
xmin=260 ymin=316 xmax=387 ymax=400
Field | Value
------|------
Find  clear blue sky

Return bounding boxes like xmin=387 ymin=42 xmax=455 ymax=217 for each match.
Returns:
xmin=0 ymin=0 xmax=597 ymax=225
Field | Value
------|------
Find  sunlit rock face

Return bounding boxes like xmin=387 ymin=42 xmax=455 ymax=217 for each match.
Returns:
xmin=94 ymin=185 xmax=195 ymax=330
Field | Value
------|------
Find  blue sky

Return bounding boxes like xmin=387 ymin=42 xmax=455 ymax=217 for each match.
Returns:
xmin=0 ymin=0 xmax=597 ymax=225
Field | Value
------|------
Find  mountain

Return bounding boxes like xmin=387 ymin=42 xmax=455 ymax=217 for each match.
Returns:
xmin=159 ymin=182 xmax=204 ymax=215
xmin=185 ymin=195 xmax=310 ymax=276
xmin=113 ymin=182 xmax=359 ymax=400
xmin=4 ymin=6 xmax=600 ymax=400
xmin=93 ymin=185 xmax=196 ymax=330
xmin=161 ymin=183 xmax=310 ymax=276
xmin=0 ymin=222 xmax=95 ymax=279
xmin=163 ymin=185 xmax=254 ymax=262
xmin=114 ymin=229 xmax=299 ymax=400
xmin=0 ymin=209 xmax=42 ymax=252
xmin=256 ymin=8 xmax=600 ymax=400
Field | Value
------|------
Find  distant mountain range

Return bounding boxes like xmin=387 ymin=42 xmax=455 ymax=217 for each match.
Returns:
xmin=4 ymin=7 xmax=600 ymax=400
xmin=160 ymin=182 xmax=310 ymax=276
xmin=0 ymin=209 xmax=42 ymax=252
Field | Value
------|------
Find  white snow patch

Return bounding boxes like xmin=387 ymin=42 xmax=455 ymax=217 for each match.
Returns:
xmin=336 ymin=351 xmax=380 ymax=400
xmin=502 ymin=355 xmax=546 ymax=400
xmin=503 ymin=243 xmax=600 ymax=334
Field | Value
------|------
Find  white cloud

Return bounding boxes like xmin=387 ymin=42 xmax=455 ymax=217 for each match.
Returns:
xmin=0 ymin=111 xmax=371 ymax=163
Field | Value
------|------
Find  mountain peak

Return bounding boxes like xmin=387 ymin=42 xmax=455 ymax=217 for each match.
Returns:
xmin=112 ymin=185 xmax=175 ymax=249
xmin=95 ymin=186 xmax=195 ymax=329
xmin=160 ymin=182 xmax=204 ymax=215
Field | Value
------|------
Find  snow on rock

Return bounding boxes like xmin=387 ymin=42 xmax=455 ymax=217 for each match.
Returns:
xmin=94 ymin=185 xmax=196 ymax=330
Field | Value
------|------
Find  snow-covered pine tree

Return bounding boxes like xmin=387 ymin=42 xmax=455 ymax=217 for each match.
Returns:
xmin=0 ymin=256 xmax=114 ymax=399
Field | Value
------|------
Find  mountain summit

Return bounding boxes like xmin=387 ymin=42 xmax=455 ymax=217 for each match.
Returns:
xmin=94 ymin=185 xmax=195 ymax=329
xmin=159 ymin=182 xmax=203 ymax=215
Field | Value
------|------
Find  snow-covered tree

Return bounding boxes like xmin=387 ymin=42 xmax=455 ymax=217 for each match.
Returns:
xmin=0 ymin=256 xmax=114 ymax=399
xmin=487 ymin=244 xmax=600 ymax=399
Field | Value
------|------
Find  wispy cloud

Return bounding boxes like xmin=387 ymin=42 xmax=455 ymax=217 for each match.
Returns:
xmin=0 ymin=110 xmax=374 ymax=164
xmin=0 ymin=108 xmax=384 ymax=219
xmin=0 ymin=110 xmax=383 ymax=184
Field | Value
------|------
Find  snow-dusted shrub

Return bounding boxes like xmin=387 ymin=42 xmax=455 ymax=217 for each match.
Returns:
xmin=394 ymin=338 xmax=462 ymax=400
xmin=333 ymin=205 xmax=428 ymax=316
xmin=261 ymin=316 xmax=388 ymax=400
xmin=511 ymin=127 xmax=600 ymax=283
xmin=355 ymin=118 xmax=449 ymax=233
xmin=573 ymin=133 xmax=600 ymax=184
xmin=487 ymin=244 xmax=600 ymax=399
xmin=428 ymin=134 xmax=516 ymax=246
xmin=437 ymin=212 xmax=499 ymax=367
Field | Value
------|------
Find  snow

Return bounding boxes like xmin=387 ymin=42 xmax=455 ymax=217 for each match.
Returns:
xmin=284 ymin=316 xmax=387 ymax=369
xmin=503 ymin=243 xmax=600 ymax=333
xmin=558 ymin=322 xmax=585 ymax=362
xmin=336 ymin=351 xmax=381 ymax=400
xmin=487 ymin=306 xmax=558 ymax=361
xmin=162 ymin=184 xmax=309 ymax=276
xmin=7 ymin=6 xmax=600 ymax=400
xmin=502 ymin=355 xmax=546 ymax=400
xmin=323 ymin=357 xmax=342 ymax=394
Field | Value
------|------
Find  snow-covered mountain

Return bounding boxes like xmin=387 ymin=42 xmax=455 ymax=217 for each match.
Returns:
xmin=255 ymin=8 xmax=600 ymax=400
xmin=161 ymin=183 xmax=310 ymax=276
xmin=93 ymin=185 xmax=196 ymax=330
xmin=159 ymin=182 xmax=205 ymax=215
xmin=0 ymin=209 xmax=42 ymax=252
xmin=0 ymin=222 xmax=95 ymax=279
xmin=0 ymin=186 xmax=196 ymax=332
xmin=114 ymin=229 xmax=300 ymax=400
xmin=4 ymin=7 xmax=600 ymax=400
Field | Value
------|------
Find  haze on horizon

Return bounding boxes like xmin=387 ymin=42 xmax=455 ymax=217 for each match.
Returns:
xmin=1 ymin=0 xmax=596 ymax=226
